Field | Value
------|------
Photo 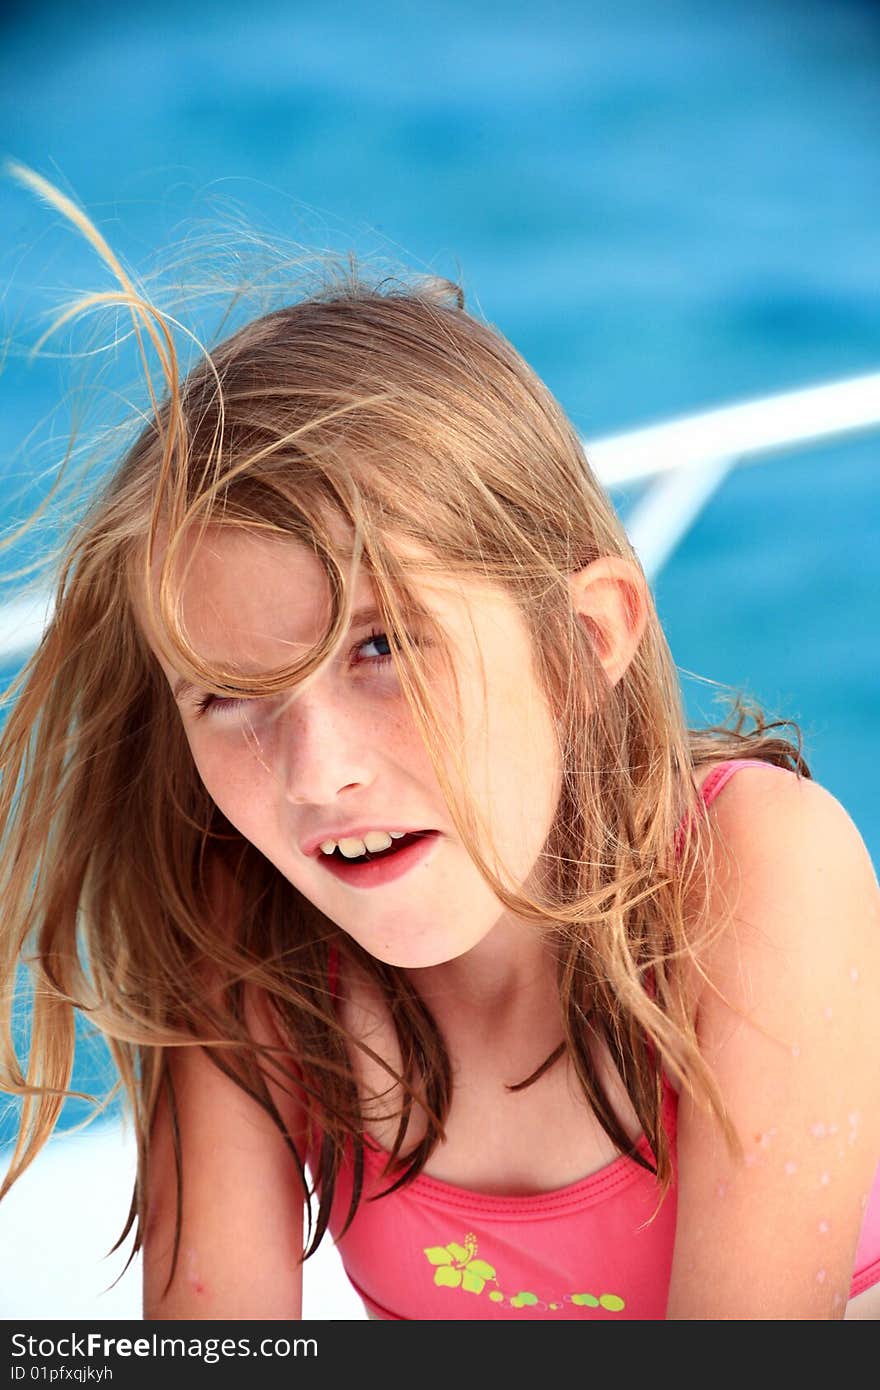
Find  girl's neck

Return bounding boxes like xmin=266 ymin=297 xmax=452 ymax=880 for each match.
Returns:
xmin=403 ymin=912 xmax=559 ymax=1024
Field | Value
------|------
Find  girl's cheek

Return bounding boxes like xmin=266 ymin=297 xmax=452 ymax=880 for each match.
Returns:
xmin=189 ymin=738 xmax=265 ymax=814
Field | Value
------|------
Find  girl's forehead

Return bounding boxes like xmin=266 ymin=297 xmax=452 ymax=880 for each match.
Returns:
xmin=134 ymin=522 xmax=507 ymax=661
xmin=148 ymin=524 xmax=462 ymax=611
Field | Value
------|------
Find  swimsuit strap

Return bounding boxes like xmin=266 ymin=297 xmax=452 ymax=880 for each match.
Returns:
xmin=699 ymin=756 xmax=781 ymax=808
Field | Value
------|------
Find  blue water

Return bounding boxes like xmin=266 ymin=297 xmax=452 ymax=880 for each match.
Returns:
xmin=1 ymin=0 xmax=878 ymax=1145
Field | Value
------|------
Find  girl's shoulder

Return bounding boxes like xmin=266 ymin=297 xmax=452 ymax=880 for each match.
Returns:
xmin=691 ymin=755 xmax=866 ymax=870
xmin=685 ymin=754 xmax=879 ymax=1044
xmin=687 ymin=754 xmax=830 ymax=863
xmin=691 ymin=753 xmax=793 ymax=802
xmin=676 ymin=755 xmax=794 ymax=895
xmin=676 ymin=756 xmax=878 ymax=1070
xmin=689 ymin=753 xmax=873 ymax=937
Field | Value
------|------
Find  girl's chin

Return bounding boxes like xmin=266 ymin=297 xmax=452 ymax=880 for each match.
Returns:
xmin=346 ymin=930 xmax=484 ymax=971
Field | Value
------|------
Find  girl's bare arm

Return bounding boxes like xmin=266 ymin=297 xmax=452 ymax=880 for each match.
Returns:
xmin=143 ymin=858 xmax=309 ymax=1320
xmin=666 ymin=766 xmax=880 ymax=1319
xmin=142 ymin=982 xmax=308 ymax=1320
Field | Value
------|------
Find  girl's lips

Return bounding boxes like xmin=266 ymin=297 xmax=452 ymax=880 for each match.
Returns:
xmin=316 ymin=830 xmax=440 ymax=889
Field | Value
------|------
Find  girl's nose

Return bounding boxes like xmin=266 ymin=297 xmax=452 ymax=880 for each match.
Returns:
xmin=275 ymin=692 xmax=375 ymax=807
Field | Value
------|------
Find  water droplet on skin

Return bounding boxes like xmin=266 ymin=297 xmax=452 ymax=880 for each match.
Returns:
xmin=185 ymin=1246 xmax=207 ymax=1296
xmin=818 ymin=1220 xmax=830 ymax=1234
xmin=791 ymin=1045 xmax=801 ymax=1058
xmin=848 ymin=1112 xmax=860 ymax=1130
xmin=849 ymin=966 xmax=859 ymax=984
xmin=744 ymin=1153 xmax=758 ymax=1168
xmin=716 ymin=1182 xmax=727 ymax=1198
xmin=784 ymin=1160 xmax=798 ymax=1176
xmin=816 ymin=1269 xmax=827 ymax=1284
xmin=833 ymin=1292 xmax=845 ymax=1310
xmin=823 ymin=1006 xmax=833 ymax=1021
xmin=820 ymin=1172 xmax=830 ymax=1186
xmin=810 ymin=1122 xmax=827 ymax=1138
xmin=828 ymin=1123 xmax=838 ymax=1135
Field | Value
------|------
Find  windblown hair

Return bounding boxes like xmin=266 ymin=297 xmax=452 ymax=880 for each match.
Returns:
xmin=0 ymin=168 xmax=809 ymax=1295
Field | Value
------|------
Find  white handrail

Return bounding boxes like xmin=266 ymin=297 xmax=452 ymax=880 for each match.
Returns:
xmin=0 ymin=589 xmax=55 ymax=668
xmin=1 ymin=371 xmax=878 ymax=665
xmin=624 ymin=456 xmax=739 ymax=580
xmin=594 ymin=369 xmax=878 ymax=579
xmin=587 ymin=370 xmax=880 ymax=486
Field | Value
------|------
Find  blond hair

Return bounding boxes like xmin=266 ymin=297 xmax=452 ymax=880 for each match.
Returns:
xmin=0 ymin=167 xmax=809 ymax=1293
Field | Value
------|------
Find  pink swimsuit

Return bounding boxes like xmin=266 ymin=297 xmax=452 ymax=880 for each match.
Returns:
xmin=311 ymin=760 xmax=880 ymax=1318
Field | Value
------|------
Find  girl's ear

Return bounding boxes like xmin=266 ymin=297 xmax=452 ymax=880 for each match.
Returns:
xmin=568 ymin=556 xmax=649 ymax=687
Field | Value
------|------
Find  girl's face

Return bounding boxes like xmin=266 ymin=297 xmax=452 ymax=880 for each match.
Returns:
xmin=142 ymin=524 xmax=562 ymax=970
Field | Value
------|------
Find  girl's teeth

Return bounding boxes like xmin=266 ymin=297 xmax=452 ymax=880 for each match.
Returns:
xmin=337 ymin=831 xmax=393 ymax=858
xmin=319 ymin=829 xmax=412 ymax=857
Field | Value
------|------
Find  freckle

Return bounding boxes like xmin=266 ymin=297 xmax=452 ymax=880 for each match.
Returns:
xmin=849 ymin=966 xmax=859 ymax=984
xmin=784 ymin=1160 xmax=797 ymax=1175
xmin=816 ymin=1269 xmax=827 ymax=1284
xmin=810 ymin=1122 xmax=826 ymax=1138
xmin=818 ymin=1220 xmax=830 ymax=1234
xmin=820 ymin=1172 xmax=830 ymax=1186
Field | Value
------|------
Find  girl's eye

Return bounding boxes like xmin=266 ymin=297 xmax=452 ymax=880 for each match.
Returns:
xmin=192 ymin=693 xmax=249 ymax=720
xmin=190 ymin=629 xmax=407 ymax=719
xmin=353 ymin=628 xmax=395 ymax=666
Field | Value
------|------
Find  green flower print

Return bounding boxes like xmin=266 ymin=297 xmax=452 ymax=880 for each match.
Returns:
xmin=422 ymin=1231 xmax=626 ymax=1313
xmin=423 ymin=1232 xmax=497 ymax=1293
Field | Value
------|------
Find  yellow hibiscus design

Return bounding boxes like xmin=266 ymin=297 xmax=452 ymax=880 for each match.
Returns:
xmin=423 ymin=1231 xmax=497 ymax=1294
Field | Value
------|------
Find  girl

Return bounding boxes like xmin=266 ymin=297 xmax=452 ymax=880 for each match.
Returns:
xmin=1 ymin=166 xmax=879 ymax=1322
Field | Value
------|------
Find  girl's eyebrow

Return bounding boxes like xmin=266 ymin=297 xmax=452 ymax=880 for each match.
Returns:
xmin=169 ymin=603 xmax=415 ymax=704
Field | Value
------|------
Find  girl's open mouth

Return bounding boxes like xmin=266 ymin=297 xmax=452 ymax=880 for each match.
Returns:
xmin=316 ymin=830 xmax=440 ymax=888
